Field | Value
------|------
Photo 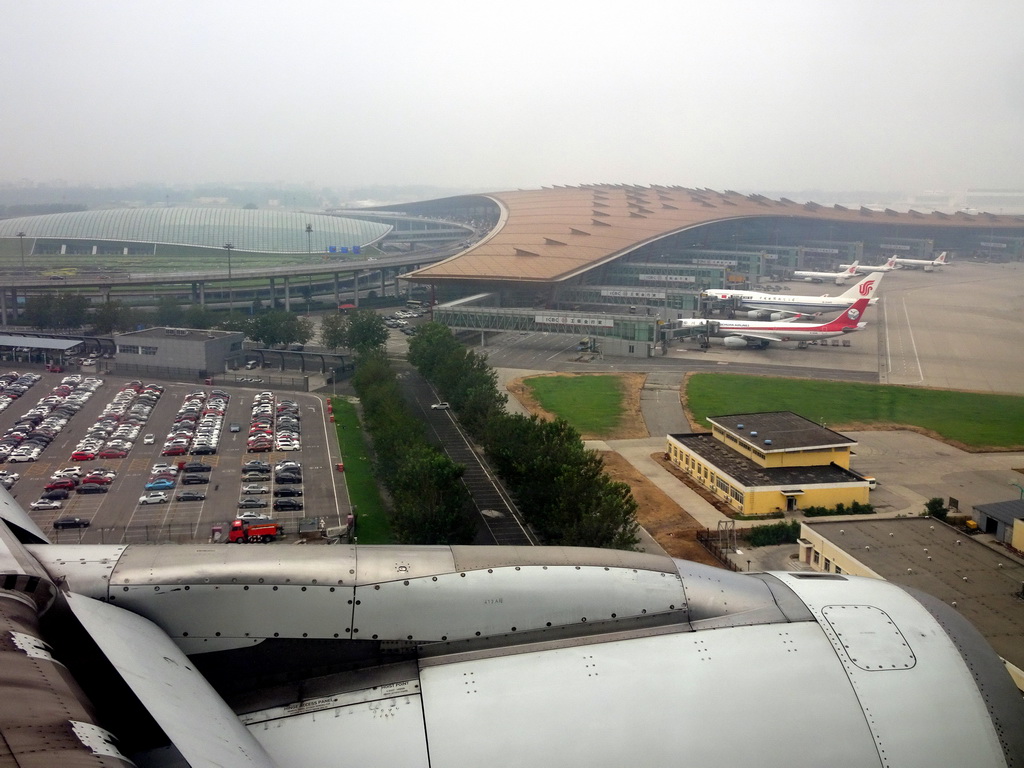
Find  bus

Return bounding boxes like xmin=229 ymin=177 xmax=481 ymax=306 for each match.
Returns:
xmin=406 ymin=299 xmax=425 ymax=309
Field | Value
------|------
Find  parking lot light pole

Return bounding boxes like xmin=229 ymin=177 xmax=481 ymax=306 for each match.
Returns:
xmin=17 ymin=231 xmax=26 ymax=269
xmin=223 ymin=243 xmax=234 ymax=313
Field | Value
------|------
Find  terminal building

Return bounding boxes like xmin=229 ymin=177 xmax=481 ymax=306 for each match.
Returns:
xmin=666 ymin=411 xmax=871 ymax=517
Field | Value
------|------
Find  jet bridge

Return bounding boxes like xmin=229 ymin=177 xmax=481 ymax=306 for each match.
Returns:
xmin=432 ymin=295 xmax=666 ymax=356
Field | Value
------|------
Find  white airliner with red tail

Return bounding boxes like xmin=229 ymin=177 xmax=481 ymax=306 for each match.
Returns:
xmin=678 ymin=296 xmax=872 ymax=348
xmin=893 ymin=250 xmax=949 ymax=270
xmin=793 ymin=261 xmax=859 ymax=284
xmin=706 ymin=272 xmax=883 ymax=320
xmin=840 ymin=255 xmax=900 ymax=274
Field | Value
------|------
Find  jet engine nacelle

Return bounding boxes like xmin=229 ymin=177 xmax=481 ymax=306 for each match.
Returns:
xmin=723 ymin=336 xmax=749 ymax=348
xmin=745 ymin=310 xmax=790 ymax=321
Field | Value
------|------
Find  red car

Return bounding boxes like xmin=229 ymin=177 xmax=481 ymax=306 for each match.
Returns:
xmin=45 ymin=478 xmax=77 ymax=491
xmin=71 ymin=450 xmax=96 ymax=461
xmin=81 ymin=474 xmax=113 ymax=485
xmin=98 ymin=448 xmax=128 ymax=459
xmin=161 ymin=445 xmax=187 ymax=456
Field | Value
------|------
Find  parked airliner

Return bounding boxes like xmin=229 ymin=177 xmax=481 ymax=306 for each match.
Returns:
xmin=839 ymin=255 xmax=900 ymax=274
xmin=793 ymin=261 xmax=859 ymax=284
xmin=893 ymin=250 xmax=949 ymax=270
xmin=677 ymin=296 xmax=871 ymax=348
xmin=705 ymin=272 xmax=883 ymax=320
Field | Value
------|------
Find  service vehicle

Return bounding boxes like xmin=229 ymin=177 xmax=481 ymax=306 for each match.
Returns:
xmin=227 ymin=519 xmax=282 ymax=543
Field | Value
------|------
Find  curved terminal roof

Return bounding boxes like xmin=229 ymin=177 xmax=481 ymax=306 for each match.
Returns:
xmin=0 ymin=208 xmax=391 ymax=254
xmin=408 ymin=185 xmax=1024 ymax=284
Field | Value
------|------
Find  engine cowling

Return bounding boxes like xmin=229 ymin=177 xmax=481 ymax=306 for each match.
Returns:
xmin=723 ymin=336 xmax=749 ymax=348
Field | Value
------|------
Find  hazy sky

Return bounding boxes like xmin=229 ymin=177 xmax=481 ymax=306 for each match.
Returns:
xmin=3 ymin=0 xmax=1022 ymax=193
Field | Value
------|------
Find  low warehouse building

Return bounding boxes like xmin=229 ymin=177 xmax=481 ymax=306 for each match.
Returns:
xmin=666 ymin=412 xmax=870 ymax=517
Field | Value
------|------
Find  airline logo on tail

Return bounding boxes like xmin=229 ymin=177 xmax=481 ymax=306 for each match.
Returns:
xmin=858 ymin=279 xmax=876 ymax=297
xmin=820 ymin=297 xmax=870 ymax=331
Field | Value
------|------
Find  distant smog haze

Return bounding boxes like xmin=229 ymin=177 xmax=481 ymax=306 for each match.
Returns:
xmin=2 ymin=1 xmax=1022 ymax=193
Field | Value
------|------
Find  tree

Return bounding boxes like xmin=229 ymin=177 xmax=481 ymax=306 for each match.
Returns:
xmin=924 ymin=497 xmax=949 ymax=520
xmin=245 ymin=310 xmax=313 ymax=348
xmin=388 ymin=444 xmax=475 ymax=544
xmin=22 ymin=291 xmax=90 ymax=330
xmin=154 ymin=296 xmax=184 ymax=326
xmin=345 ymin=309 xmax=388 ymax=356
xmin=319 ymin=312 xmax=348 ymax=351
xmin=91 ymin=300 xmax=138 ymax=334
xmin=182 ymin=304 xmax=216 ymax=329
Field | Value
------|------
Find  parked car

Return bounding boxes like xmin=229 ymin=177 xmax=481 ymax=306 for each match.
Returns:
xmin=53 ymin=517 xmax=90 ymax=530
xmin=273 ymin=486 xmax=303 ymax=497
xmin=181 ymin=473 xmax=210 ymax=485
xmin=41 ymin=489 xmax=70 ymax=501
xmin=30 ymin=499 xmax=62 ymax=510
xmin=237 ymin=497 xmax=269 ymax=509
xmin=145 ymin=477 xmax=176 ymax=490
xmin=176 ymin=491 xmax=206 ymax=502
xmin=237 ymin=510 xmax=271 ymax=521
xmin=138 ymin=492 xmax=169 ymax=505
xmin=76 ymin=484 xmax=108 ymax=494
xmin=241 ymin=484 xmax=269 ymax=495
xmin=273 ymin=498 xmax=304 ymax=512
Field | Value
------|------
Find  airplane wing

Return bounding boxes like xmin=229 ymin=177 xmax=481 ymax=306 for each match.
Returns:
xmin=726 ymin=331 xmax=787 ymax=343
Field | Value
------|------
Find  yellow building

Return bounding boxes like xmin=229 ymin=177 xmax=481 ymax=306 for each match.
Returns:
xmin=666 ymin=412 xmax=870 ymax=517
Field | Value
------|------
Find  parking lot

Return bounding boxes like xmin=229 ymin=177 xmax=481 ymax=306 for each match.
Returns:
xmin=0 ymin=372 xmax=347 ymax=544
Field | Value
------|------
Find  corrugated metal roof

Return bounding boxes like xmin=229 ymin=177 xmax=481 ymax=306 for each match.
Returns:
xmin=408 ymin=185 xmax=1024 ymax=284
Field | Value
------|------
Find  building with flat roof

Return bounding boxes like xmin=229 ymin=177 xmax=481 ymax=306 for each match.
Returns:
xmin=113 ymin=326 xmax=244 ymax=379
xmin=666 ymin=412 xmax=870 ymax=516
xmin=973 ymin=499 xmax=1024 ymax=551
xmin=799 ymin=517 xmax=1024 ymax=689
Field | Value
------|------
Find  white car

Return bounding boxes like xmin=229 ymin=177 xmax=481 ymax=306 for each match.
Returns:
xmin=430 ymin=402 xmax=450 ymax=410
xmin=151 ymin=464 xmax=178 ymax=474
xmin=30 ymin=499 xmax=62 ymax=510
xmin=143 ymin=434 xmax=155 ymax=445
xmin=241 ymin=484 xmax=269 ymax=495
xmin=52 ymin=467 xmax=82 ymax=478
xmin=138 ymin=492 xmax=169 ymax=505
xmin=237 ymin=510 xmax=271 ymax=521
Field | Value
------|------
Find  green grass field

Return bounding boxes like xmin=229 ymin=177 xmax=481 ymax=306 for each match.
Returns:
xmin=331 ymin=397 xmax=392 ymax=543
xmin=524 ymin=375 xmax=625 ymax=435
xmin=687 ymin=374 xmax=1024 ymax=449
xmin=518 ymin=372 xmax=1024 ymax=450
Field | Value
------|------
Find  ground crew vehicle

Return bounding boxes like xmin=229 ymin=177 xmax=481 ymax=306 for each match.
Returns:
xmin=227 ymin=519 xmax=283 ymax=543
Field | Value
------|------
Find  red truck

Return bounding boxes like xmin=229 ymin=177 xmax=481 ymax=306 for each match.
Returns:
xmin=227 ymin=519 xmax=283 ymax=543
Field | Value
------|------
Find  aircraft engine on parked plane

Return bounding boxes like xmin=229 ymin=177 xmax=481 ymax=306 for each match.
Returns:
xmin=723 ymin=336 xmax=749 ymax=348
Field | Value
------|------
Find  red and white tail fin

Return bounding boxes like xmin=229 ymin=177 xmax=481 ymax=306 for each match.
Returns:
xmin=844 ymin=261 xmax=859 ymax=274
xmin=934 ymin=251 xmax=948 ymax=264
xmin=838 ymin=272 xmax=884 ymax=300
xmin=817 ymin=297 xmax=870 ymax=331
xmin=885 ymin=255 xmax=898 ymax=268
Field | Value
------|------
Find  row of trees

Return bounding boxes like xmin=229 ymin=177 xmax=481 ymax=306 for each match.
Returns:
xmin=349 ymin=316 xmax=476 ymax=543
xmin=408 ymin=322 xmax=640 ymax=550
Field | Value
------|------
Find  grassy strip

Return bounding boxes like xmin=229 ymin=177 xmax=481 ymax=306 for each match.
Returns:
xmin=685 ymin=374 xmax=1024 ymax=449
xmin=331 ymin=397 xmax=392 ymax=543
xmin=524 ymin=375 xmax=625 ymax=435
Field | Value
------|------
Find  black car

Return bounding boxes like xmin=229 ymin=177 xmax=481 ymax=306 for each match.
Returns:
xmin=42 ymin=488 xmax=71 ymax=500
xmin=181 ymin=473 xmax=210 ymax=485
xmin=274 ymin=473 xmax=302 ymax=484
xmin=273 ymin=486 xmax=303 ymax=497
xmin=182 ymin=462 xmax=213 ymax=473
xmin=53 ymin=517 xmax=90 ymax=530
xmin=176 ymin=491 xmax=206 ymax=502
xmin=190 ymin=445 xmax=217 ymax=455
xmin=273 ymin=498 xmax=303 ymax=512
xmin=76 ymin=483 xmax=109 ymax=494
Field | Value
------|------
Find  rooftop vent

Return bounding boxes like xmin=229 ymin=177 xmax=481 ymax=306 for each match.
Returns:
xmin=750 ymin=431 xmax=758 ymax=437
xmin=764 ymin=439 xmax=772 ymax=445
xmin=736 ymin=424 xmax=744 ymax=430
